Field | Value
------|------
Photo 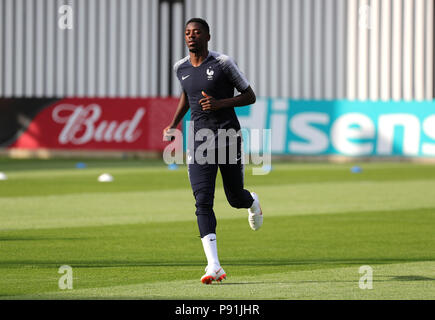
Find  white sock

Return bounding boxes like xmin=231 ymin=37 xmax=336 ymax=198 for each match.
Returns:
xmin=201 ymin=233 xmax=220 ymax=268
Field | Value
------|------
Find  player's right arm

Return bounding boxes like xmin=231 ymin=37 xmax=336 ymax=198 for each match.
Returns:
xmin=163 ymin=91 xmax=190 ymax=138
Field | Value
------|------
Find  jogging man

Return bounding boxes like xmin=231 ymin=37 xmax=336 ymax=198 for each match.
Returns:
xmin=163 ymin=18 xmax=263 ymax=284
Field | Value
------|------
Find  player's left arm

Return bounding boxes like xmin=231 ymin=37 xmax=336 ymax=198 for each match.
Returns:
xmin=199 ymin=86 xmax=256 ymax=111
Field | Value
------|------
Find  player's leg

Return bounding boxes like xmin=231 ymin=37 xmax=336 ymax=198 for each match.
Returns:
xmin=188 ymin=160 xmax=218 ymax=238
xmin=218 ymin=142 xmax=263 ymax=231
xmin=188 ymin=158 xmax=226 ymax=283
xmin=219 ymin=159 xmax=253 ymax=209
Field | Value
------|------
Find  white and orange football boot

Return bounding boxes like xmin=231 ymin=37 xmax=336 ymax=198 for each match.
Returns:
xmin=201 ymin=265 xmax=227 ymax=284
xmin=248 ymin=192 xmax=263 ymax=231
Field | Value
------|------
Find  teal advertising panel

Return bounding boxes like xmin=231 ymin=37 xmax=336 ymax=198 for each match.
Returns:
xmin=184 ymin=99 xmax=435 ymax=157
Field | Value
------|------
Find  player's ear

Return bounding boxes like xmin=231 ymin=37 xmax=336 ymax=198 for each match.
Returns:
xmin=207 ymin=33 xmax=211 ymax=42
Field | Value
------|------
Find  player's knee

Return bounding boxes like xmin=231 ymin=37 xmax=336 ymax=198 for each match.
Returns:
xmin=194 ymin=191 xmax=214 ymax=215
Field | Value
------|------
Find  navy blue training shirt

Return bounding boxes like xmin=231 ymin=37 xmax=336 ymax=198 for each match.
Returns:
xmin=174 ymin=51 xmax=250 ymax=141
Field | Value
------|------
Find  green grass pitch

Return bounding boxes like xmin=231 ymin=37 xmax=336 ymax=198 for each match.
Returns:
xmin=0 ymin=158 xmax=434 ymax=299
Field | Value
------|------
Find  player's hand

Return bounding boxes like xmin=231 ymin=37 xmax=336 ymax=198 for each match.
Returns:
xmin=199 ymin=91 xmax=222 ymax=111
xmin=163 ymin=125 xmax=175 ymax=141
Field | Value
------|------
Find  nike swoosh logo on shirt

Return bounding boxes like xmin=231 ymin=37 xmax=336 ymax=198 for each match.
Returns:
xmin=182 ymin=75 xmax=190 ymax=80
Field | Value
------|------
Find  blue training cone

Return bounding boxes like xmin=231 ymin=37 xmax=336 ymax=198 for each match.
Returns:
xmin=351 ymin=166 xmax=362 ymax=173
xmin=168 ymin=163 xmax=179 ymax=170
xmin=76 ymin=162 xmax=87 ymax=169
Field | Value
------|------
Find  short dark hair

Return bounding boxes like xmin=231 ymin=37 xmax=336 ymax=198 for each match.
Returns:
xmin=185 ymin=18 xmax=210 ymax=34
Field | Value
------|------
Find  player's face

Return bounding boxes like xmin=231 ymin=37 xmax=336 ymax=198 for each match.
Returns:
xmin=185 ymin=22 xmax=209 ymax=53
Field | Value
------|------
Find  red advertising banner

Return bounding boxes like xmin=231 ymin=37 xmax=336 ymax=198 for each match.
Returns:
xmin=8 ymin=98 xmax=179 ymax=151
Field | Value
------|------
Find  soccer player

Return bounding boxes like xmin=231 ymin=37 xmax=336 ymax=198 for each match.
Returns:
xmin=163 ymin=18 xmax=263 ymax=284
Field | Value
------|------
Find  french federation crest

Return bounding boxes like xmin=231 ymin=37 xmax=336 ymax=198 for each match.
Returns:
xmin=206 ymin=67 xmax=214 ymax=80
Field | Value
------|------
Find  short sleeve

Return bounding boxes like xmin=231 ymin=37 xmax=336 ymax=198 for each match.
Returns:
xmin=217 ymin=55 xmax=250 ymax=92
xmin=173 ymin=56 xmax=189 ymax=80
